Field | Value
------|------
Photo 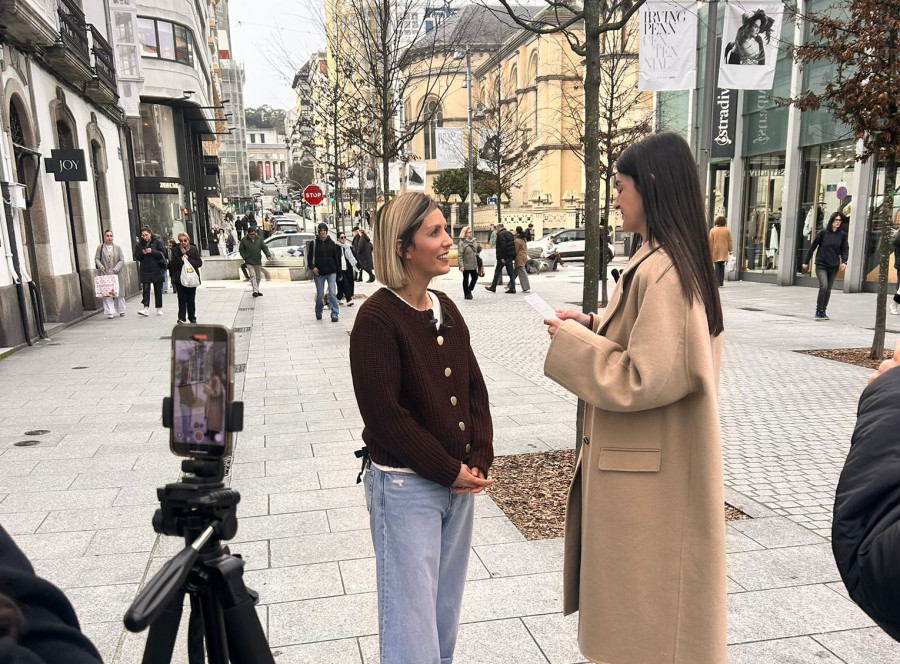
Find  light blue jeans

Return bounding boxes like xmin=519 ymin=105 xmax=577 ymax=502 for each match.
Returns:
xmin=314 ymin=272 xmax=339 ymax=318
xmin=364 ymin=466 xmax=474 ymax=664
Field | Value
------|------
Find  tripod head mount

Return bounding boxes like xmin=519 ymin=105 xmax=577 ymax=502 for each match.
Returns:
xmin=152 ymin=458 xmax=241 ymax=543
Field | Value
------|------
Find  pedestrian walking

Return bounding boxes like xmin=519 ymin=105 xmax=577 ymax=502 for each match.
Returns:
xmin=208 ymin=226 xmax=220 ymax=256
xmin=708 ymin=216 xmax=733 ymax=287
xmin=832 ymin=339 xmax=900 ymax=643
xmin=226 ymin=231 xmax=236 ymax=254
xmin=349 ymin=192 xmax=494 ymax=664
xmin=217 ymin=228 xmax=227 ymax=256
xmin=336 ymin=231 xmax=358 ymax=306
xmin=235 ymin=214 xmax=247 ymax=240
xmin=891 ymin=228 xmax=900 ymax=315
xmin=802 ymin=211 xmax=849 ymax=320
xmin=168 ymin=232 xmax=203 ymax=324
xmin=514 ymin=226 xmax=531 ymax=293
xmin=163 ymin=237 xmax=174 ymax=294
xmin=133 ymin=226 xmax=167 ymax=317
xmin=488 ymin=223 xmax=499 ymax=248
xmin=308 ymin=223 xmax=342 ymax=321
xmin=458 ymin=227 xmax=480 ymax=299
xmin=352 ymin=226 xmax=363 ymax=281
xmin=525 ymin=223 xmax=535 ymax=241
xmin=239 ymin=227 xmax=271 ymax=297
xmin=94 ymin=229 xmax=126 ymax=319
xmin=543 ymin=132 xmax=726 ymax=664
xmin=355 ymin=227 xmax=375 ymax=282
xmin=485 ymin=222 xmax=516 ymax=293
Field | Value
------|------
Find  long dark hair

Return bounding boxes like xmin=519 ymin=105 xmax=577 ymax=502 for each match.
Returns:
xmin=827 ymin=211 xmax=848 ymax=233
xmin=616 ymin=132 xmax=724 ymax=336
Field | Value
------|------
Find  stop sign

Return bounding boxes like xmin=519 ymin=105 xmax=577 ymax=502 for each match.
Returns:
xmin=303 ymin=185 xmax=324 ymax=207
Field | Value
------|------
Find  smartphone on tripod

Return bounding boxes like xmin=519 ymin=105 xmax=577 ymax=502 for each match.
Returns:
xmin=170 ymin=324 xmax=234 ymax=459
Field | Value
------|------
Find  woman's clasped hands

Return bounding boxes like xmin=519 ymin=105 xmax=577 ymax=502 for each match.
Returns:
xmin=452 ymin=464 xmax=494 ymax=494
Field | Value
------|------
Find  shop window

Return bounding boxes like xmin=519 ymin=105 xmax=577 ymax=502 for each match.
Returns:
xmin=864 ymin=164 xmax=900 ymax=283
xmin=130 ymin=104 xmax=179 ymax=178
xmin=157 ymin=21 xmax=175 ymax=60
xmin=740 ymin=155 xmax=785 ymax=275
xmin=137 ymin=17 xmax=195 ymax=66
xmin=138 ymin=193 xmax=182 ymax=241
xmin=137 ymin=17 xmax=157 ymax=56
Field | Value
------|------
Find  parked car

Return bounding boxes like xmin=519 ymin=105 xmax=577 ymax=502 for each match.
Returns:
xmin=227 ymin=232 xmax=317 ymax=267
xmin=273 ymin=219 xmax=302 ymax=234
xmin=527 ymin=228 xmax=615 ymax=263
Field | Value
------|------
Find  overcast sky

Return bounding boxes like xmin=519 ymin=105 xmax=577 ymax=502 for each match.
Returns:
xmin=227 ymin=0 xmax=327 ymax=110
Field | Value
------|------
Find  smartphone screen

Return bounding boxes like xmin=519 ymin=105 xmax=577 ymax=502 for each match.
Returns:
xmin=170 ymin=325 xmax=233 ymax=459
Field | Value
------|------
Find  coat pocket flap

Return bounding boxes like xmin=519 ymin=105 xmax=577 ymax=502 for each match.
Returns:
xmin=598 ymin=448 xmax=661 ymax=472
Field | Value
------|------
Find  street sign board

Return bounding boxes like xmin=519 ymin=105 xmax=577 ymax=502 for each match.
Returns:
xmin=836 ymin=186 xmax=848 ymax=200
xmin=486 ymin=197 xmax=498 ymax=206
xmin=44 ymin=149 xmax=87 ymax=182
xmin=303 ymin=185 xmax=324 ymax=206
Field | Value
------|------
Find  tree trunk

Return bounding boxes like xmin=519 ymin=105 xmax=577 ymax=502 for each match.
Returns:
xmin=871 ymin=151 xmax=897 ymax=359
xmin=576 ymin=0 xmax=602 ymax=457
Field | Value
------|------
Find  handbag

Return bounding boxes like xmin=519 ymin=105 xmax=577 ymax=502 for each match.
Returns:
xmin=181 ymin=259 xmax=200 ymax=288
xmin=94 ymin=274 xmax=119 ymax=298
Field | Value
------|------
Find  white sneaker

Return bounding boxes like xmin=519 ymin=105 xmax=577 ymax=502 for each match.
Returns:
xmin=156 ymin=309 xmax=164 ymax=316
xmin=138 ymin=308 xmax=149 ymax=317
xmin=891 ymin=301 xmax=900 ymax=315
xmin=107 ymin=314 xmax=116 ymax=319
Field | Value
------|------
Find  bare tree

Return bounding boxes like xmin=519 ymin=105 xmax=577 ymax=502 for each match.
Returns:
xmin=324 ymin=0 xmax=466 ymax=199
xmin=476 ymin=66 xmax=543 ymax=227
xmin=789 ymin=1 xmax=900 ymax=359
xmin=487 ymin=0 xmax=644 ymax=451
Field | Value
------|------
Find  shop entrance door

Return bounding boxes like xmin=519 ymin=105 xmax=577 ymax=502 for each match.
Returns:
xmin=741 ymin=156 xmax=785 ymax=275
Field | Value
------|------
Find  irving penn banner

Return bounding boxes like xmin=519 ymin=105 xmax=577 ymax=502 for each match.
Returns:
xmin=638 ymin=2 xmax=697 ymax=91
xmin=718 ymin=1 xmax=784 ymax=90
xmin=435 ymin=127 xmax=464 ymax=169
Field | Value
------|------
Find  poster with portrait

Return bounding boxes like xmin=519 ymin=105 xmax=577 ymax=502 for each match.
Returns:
xmin=718 ymin=1 xmax=784 ymax=90
xmin=406 ymin=162 xmax=426 ymax=191
xmin=378 ymin=162 xmax=402 ymax=192
xmin=638 ymin=2 xmax=697 ymax=91
xmin=435 ymin=127 xmax=464 ymax=169
xmin=477 ymin=130 xmax=504 ymax=172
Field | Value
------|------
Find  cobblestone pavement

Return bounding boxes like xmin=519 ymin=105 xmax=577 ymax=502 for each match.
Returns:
xmin=0 ymin=263 xmax=899 ymax=663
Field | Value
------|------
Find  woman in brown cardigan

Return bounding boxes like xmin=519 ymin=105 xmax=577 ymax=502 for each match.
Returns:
xmin=708 ymin=215 xmax=733 ymax=286
xmin=544 ymin=133 xmax=726 ymax=663
xmin=349 ymin=192 xmax=494 ymax=664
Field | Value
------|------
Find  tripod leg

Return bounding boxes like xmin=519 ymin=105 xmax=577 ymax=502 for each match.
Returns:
xmin=187 ymin=595 xmax=206 ymax=664
xmin=197 ymin=585 xmax=229 ymax=664
xmin=140 ymin=589 xmax=185 ymax=664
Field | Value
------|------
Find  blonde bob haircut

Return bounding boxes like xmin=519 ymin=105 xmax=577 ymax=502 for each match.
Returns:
xmin=372 ymin=192 xmax=439 ymax=289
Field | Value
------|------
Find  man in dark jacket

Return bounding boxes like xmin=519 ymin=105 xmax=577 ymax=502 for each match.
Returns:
xmin=833 ymin=339 xmax=900 ymax=642
xmin=0 ymin=524 xmax=103 ymax=663
xmin=238 ymin=227 xmax=271 ymax=297
xmin=133 ymin=226 xmax=167 ymax=316
xmin=307 ymin=223 xmax=343 ymax=321
xmin=485 ymin=223 xmax=517 ymax=293
xmin=235 ymin=214 xmax=247 ymax=240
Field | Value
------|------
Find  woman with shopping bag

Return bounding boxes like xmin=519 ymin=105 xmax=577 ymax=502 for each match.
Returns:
xmin=167 ymin=232 xmax=203 ymax=324
xmin=94 ymin=230 xmax=126 ymax=319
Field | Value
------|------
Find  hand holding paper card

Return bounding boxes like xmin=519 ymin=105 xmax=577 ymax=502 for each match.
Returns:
xmin=524 ymin=293 xmax=560 ymax=321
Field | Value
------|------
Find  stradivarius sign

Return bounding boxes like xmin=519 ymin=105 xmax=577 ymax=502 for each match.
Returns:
xmin=44 ymin=149 xmax=88 ymax=182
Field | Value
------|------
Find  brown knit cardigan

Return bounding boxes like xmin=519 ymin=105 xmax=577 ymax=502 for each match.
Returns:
xmin=349 ymin=288 xmax=494 ymax=486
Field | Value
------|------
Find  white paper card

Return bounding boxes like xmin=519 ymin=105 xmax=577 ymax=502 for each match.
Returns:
xmin=524 ymin=293 xmax=560 ymax=321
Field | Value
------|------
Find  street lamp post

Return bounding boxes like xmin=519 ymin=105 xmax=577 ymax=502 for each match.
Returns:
xmin=465 ymin=50 xmax=475 ymax=236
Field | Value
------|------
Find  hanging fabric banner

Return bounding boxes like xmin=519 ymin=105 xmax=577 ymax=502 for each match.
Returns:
xmin=718 ymin=1 xmax=784 ymax=90
xmin=638 ymin=2 xmax=697 ymax=91
xmin=378 ymin=162 xmax=403 ymax=193
xmin=435 ymin=127 xmax=464 ymax=169
xmin=406 ymin=162 xmax=427 ymax=191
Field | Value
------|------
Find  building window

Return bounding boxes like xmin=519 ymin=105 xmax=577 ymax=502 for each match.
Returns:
xmin=250 ymin=134 xmax=255 ymax=143
xmin=137 ymin=16 xmax=195 ymax=66
xmin=423 ymin=99 xmax=442 ymax=160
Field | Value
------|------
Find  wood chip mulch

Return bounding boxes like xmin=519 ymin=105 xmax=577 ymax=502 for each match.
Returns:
xmin=488 ymin=450 xmax=749 ymax=541
xmin=798 ymin=347 xmax=893 ymax=370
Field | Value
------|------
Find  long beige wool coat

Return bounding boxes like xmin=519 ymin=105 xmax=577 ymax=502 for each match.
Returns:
xmin=544 ymin=242 xmax=726 ymax=664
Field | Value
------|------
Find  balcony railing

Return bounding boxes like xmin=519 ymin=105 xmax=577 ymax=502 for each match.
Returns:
xmin=56 ymin=0 xmax=90 ymax=67
xmin=89 ymin=25 xmax=116 ymax=91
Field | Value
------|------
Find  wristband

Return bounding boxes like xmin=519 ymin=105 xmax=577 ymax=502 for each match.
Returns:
xmin=587 ymin=313 xmax=594 ymax=330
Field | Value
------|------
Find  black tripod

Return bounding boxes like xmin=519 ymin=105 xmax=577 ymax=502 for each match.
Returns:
xmin=124 ymin=401 xmax=275 ymax=664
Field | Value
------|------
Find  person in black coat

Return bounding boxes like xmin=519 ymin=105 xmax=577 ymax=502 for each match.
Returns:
xmin=168 ymin=232 xmax=203 ymax=324
xmin=833 ymin=339 xmax=900 ymax=642
xmin=802 ymin=211 xmax=849 ymax=320
xmin=235 ymin=215 xmax=247 ymax=240
xmin=355 ymin=228 xmax=375 ymax=282
xmin=0 ymin=524 xmax=103 ymax=663
xmin=307 ymin=223 xmax=344 ymax=321
xmin=133 ymin=226 xmax=167 ymax=316
xmin=485 ymin=223 xmax=517 ymax=293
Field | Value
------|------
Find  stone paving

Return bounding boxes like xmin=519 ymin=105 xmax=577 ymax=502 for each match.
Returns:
xmin=0 ymin=262 xmax=899 ymax=663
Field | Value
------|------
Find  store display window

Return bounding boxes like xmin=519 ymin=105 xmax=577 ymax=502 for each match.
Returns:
xmin=741 ymin=154 xmax=785 ymax=274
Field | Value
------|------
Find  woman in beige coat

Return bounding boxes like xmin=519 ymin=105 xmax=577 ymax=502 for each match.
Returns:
xmin=708 ymin=216 xmax=733 ymax=286
xmin=544 ymin=132 xmax=726 ymax=664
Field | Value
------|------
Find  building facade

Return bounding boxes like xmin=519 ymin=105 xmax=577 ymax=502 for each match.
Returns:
xmin=246 ymin=128 xmax=287 ymax=183
xmin=0 ymin=0 xmax=132 ymax=346
xmin=659 ymin=1 xmax=899 ymax=293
